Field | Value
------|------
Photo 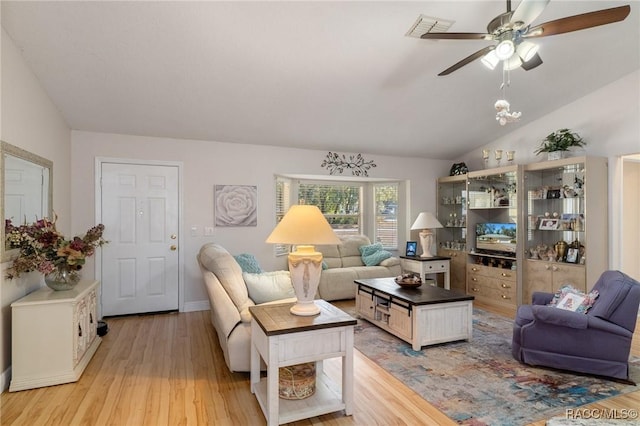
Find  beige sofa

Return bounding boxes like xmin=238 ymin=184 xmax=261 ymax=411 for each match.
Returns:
xmin=316 ymin=235 xmax=401 ymax=301
xmin=197 ymin=236 xmax=399 ymax=372
xmin=197 ymin=243 xmax=296 ymax=372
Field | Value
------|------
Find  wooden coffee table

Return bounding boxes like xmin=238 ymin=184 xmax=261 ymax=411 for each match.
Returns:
xmin=355 ymin=277 xmax=474 ymax=350
xmin=249 ymin=300 xmax=356 ymax=425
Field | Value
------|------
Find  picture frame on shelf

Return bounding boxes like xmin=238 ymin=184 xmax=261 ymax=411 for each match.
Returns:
xmin=546 ymin=188 xmax=562 ymax=199
xmin=566 ymin=248 xmax=579 ymax=264
xmin=405 ymin=241 xmax=417 ymax=257
xmin=539 ymin=218 xmax=559 ymax=230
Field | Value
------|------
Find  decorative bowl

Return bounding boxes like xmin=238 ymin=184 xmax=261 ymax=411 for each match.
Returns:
xmin=394 ymin=277 xmax=422 ymax=288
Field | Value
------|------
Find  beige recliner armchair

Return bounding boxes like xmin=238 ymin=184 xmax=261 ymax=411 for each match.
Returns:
xmin=197 ymin=243 xmax=295 ymax=372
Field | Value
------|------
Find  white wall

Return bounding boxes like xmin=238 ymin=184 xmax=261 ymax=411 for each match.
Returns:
xmin=456 ymin=69 xmax=640 ymax=278
xmin=0 ymin=29 xmax=71 ymax=391
xmin=622 ymin=159 xmax=640 ymax=281
xmin=70 ymin=131 xmax=451 ymax=309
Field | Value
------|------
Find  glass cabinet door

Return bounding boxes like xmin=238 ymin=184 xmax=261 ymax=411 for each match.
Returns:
xmin=437 ymin=175 xmax=467 ymax=252
xmin=524 ymin=162 xmax=585 ymax=264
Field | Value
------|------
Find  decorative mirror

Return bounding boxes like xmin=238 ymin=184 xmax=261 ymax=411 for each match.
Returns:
xmin=1 ymin=141 xmax=53 ymax=261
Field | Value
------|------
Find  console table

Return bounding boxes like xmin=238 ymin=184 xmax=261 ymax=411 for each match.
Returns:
xmin=10 ymin=280 xmax=101 ymax=392
xmin=249 ymin=300 xmax=356 ymax=425
xmin=355 ymin=277 xmax=473 ymax=350
xmin=400 ymin=255 xmax=451 ymax=289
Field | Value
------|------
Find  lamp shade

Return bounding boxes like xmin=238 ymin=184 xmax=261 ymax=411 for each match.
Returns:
xmin=266 ymin=205 xmax=341 ymax=245
xmin=410 ymin=212 xmax=443 ymax=230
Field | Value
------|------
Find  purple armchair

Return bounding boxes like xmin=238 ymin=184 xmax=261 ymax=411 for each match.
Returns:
xmin=512 ymin=270 xmax=640 ymax=380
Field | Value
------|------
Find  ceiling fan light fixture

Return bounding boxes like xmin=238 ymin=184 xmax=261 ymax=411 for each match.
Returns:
xmin=481 ymin=50 xmax=500 ymax=70
xmin=495 ymin=39 xmax=515 ymax=60
xmin=503 ymin=55 xmax=523 ymax=71
xmin=517 ymin=41 xmax=539 ymax=62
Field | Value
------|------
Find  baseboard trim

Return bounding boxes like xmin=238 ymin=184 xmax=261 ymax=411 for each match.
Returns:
xmin=182 ymin=300 xmax=210 ymax=313
xmin=1 ymin=366 xmax=11 ymax=393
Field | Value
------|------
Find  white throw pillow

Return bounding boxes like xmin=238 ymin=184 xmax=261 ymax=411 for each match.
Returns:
xmin=243 ymin=271 xmax=296 ymax=304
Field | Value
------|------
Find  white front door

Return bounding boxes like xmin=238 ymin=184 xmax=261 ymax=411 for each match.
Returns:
xmin=100 ymin=162 xmax=180 ymax=316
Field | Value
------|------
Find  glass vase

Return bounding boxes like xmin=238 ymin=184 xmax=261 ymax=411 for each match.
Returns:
xmin=44 ymin=268 xmax=80 ymax=291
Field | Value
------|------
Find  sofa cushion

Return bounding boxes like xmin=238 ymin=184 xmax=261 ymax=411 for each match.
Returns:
xmin=379 ymin=257 xmax=400 ymax=268
xmin=234 ymin=253 xmax=264 ymax=274
xmin=243 ymin=271 xmax=296 ymax=304
xmin=339 ymin=235 xmax=371 ymax=258
xmin=359 ymin=243 xmax=392 ymax=266
xmin=198 ymin=243 xmax=251 ymax=312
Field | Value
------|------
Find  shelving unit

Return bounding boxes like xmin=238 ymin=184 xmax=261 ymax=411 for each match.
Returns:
xmin=522 ymin=156 xmax=608 ymax=302
xmin=436 ymin=174 xmax=467 ymax=292
xmin=465 ymin=165 xmax=522 ymax=311
xmin=436 ymin=157 xmax=607 ymax=309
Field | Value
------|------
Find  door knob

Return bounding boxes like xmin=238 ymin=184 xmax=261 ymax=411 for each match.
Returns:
xmin=170 ymin=234 xmax=177 ymax=240
xmin=170 ymin=245 xmax=177 ymax=251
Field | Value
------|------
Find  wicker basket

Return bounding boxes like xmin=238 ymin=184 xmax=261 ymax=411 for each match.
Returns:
xmin=278 ymin=362 xmax=316 ymax=400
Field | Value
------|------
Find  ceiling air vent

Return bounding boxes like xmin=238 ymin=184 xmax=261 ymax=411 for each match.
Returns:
xmin=405 ymin=14 xmax=454 ymax=39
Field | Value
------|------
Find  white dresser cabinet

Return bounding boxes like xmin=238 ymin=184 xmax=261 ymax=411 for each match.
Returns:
xmin=10 ymin=280 xmax=101 ymax=392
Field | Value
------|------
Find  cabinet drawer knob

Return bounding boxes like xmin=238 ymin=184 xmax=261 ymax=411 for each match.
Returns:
xmin=501 ymin=272 xmax=510 ymax=277
xmin=472 ymin=287 xmax=480 ymax=292
xmin=501 ymin=295 xmax=510 ymax=300
xmin=472 ymin=277 xmax=478 ymax=282
xmin=501 ymin=284 xmax=511 ymax=288
xmin=472 ymin=267 xmax=479 ymax=271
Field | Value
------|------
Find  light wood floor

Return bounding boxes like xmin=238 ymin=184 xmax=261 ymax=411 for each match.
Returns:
xmin=1 ymin=301 xmax=638 ymax=426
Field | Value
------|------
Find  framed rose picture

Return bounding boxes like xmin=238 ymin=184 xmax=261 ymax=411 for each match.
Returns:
xmin=214 ymin=185 xmax=258 ymax=227
xmin=405 ymin=241 xmax=417 ymax=257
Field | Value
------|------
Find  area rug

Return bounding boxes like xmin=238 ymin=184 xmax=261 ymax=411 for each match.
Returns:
xmin=352 ymin=308 xmax=640 ymax=426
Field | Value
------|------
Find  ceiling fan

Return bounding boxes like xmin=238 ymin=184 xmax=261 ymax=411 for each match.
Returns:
xmin=421 ymin=0 xmax=631 ymax=76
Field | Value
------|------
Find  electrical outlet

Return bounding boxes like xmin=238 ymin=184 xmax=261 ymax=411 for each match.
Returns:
xmin=204 ymin=226 xmax=214 ymax=236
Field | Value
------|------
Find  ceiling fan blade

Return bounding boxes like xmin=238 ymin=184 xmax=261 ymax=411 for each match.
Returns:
xmin=525 ymin=5 xmax=630 ymax=38
xmin=438 ymin=46 xmax=495 ymax=76
xmin=511 ymin=0 xmax=550 ymax=27
xmin=521 ymin=52 xmax=543 ymax=71
xmin=421 ymin=32 xmax=490 ymax=40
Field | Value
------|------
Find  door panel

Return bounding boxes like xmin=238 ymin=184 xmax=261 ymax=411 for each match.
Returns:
xmin=101 ymin=163 xmax=179 ymax=316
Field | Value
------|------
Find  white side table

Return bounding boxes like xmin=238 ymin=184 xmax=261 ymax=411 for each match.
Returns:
xmin=400 ymin=255 xmax=451 ymax=289
xmin=10 ymin=280 xmax=101 ymax=391
xmin=250 ymin=300 xmax=356 ymax=425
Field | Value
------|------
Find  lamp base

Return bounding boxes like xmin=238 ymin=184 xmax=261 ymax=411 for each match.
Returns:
xmin=288 ymin=245 xmax=323 ymax=317
xmin=419 ymin=229 xmax=435 ymax=258
xmin=290 ymin=301 xmax=321 ymax=316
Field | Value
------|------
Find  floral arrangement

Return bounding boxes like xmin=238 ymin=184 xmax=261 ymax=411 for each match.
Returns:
xmin=5 ymin=216 xmax=107 ymax=280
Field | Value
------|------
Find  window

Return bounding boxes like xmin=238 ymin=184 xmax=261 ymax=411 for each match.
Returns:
xmin=298 ymin=182 xmax=362 ymax=238
xmin=274 ymin=176 xmax=401 ymax=254
xmin=374 ymin=183 xmax=398 ymax=249
xmin=274 ymin=177 xmax=291 ymax=256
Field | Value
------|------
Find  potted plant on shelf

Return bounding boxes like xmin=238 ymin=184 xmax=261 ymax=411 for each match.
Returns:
xmin=535 ymin=128 xmax=586 ymax=161
xmin=5 ymin=215 xmax=107 ymax=290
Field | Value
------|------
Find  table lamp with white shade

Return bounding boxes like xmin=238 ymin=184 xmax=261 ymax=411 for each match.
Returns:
xmin=266 ymin=205 xmax=341 ymax=316
xmin=410 ymin=212 xmax=443 ymax=258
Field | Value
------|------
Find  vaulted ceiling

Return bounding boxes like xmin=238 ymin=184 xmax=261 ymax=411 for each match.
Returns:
xmin=2 ymin=1 xmax=638 ymax=159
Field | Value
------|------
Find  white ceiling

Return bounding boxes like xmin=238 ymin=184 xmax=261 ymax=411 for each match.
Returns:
xmin=2 ymin=1 xmax=639 ymax=159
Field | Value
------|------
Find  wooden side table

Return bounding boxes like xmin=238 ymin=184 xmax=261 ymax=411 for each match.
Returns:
xmin=400 ymin=255 xmax=451 ymax=289
xmin=250 ymin=300 xmax=356 ymax=425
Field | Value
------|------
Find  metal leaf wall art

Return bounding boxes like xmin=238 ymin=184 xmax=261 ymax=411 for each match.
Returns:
xmin=321 ymin=152 xmax=377 ymax=177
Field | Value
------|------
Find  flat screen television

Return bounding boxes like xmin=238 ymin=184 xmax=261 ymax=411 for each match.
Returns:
xmin=475 ymin=222 xmax=517 ymax=254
